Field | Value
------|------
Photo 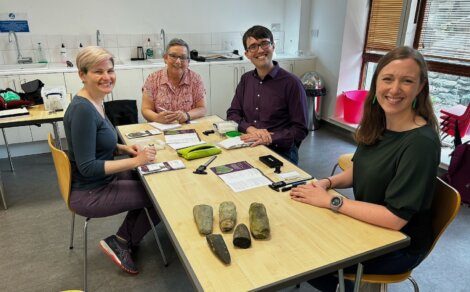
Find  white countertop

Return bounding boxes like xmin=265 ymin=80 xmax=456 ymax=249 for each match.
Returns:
xmin=0 ymin=54 xmax=315 ymax=76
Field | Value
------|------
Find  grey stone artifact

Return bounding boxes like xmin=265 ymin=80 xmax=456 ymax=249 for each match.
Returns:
xmin=249 ymin=202 xmax=270 ymax=239
xmin=193 ymin=204 xmax=213 ymax=235
xmin=219 ymin=201 xmax=237 ymax=232
xmin=233 ymin=223 xmax=251 ymax=248
xmin=206 ymin=234 xmax=231 ymax=264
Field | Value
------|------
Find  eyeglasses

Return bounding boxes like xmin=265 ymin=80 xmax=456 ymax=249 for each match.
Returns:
xmin=247 ymin=41 xmax=272 ymax=53
xmin=167 ymin=53 xmax=189 ymax=62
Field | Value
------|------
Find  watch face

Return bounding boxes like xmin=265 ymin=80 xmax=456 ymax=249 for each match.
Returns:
xmin=331 ymin=197 xmax=342 ymax=206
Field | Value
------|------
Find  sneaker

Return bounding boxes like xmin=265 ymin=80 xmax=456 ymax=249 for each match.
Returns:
xmin=99 ymin=235 xmax=138 ymax=274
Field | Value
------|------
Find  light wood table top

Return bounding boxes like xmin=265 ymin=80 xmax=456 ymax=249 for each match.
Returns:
xmin=0 ymin=104 xmax=64 ymax=127
xmin=118 ymin=116 xmax=408 ymax=292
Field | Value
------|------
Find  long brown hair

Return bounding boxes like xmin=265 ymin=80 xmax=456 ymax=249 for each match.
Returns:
xmin=355 ymin=46 xmax=438 ymax=145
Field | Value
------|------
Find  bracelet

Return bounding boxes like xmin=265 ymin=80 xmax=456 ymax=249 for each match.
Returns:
xmin=185 ymin=111 xmax=191 ymax=122
xmin=325 ymin=177 xmax=333 ymax=189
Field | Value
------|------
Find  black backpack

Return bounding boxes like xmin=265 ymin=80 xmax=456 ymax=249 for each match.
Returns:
xmin=104 ymin=100 xmax=138 ymax=127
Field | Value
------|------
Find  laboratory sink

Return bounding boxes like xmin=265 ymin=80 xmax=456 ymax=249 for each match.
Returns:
xmin=0 ymin=63 xmax=48 ymax=71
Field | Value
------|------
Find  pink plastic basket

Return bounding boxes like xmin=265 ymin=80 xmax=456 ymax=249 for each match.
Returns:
xmin=343 ymin=90 xmax=368 ymax=124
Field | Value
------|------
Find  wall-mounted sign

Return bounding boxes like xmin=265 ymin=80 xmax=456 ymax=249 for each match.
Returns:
xmin=0 ymin=12 xmax=30 ymax=33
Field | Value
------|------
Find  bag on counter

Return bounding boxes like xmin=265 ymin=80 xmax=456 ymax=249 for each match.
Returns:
xmin=21 ymin=79 xmax=45 ymax=105
xmin=0 ymin=88 xmax=31 ymax=110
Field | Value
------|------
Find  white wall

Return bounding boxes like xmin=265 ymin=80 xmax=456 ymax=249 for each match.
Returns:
xmin=0 ymin=0 xmax=284 ymax=34
xmin=309 ymin=0 xmax=348 ymax=118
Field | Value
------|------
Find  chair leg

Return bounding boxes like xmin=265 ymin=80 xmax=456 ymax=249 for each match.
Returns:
xmin=380 ymin=283 xmax=388 ymax=292
xmin=84 ymin=218 xmax=90 ymax=292
xmin=69 ymin=213 xmax=75 ymax=249
xmin=408 ymin=276 xmax=419 ymax=292
xmin=0 ymin=172 xmax=7 ymax=209
xmin=331 ymin=163 xmax=339 ymax=176
xmin=144 ymin=207 xmax=168 ymax=267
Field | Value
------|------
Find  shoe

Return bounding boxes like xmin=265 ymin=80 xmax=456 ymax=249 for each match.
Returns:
xmin=99 ymin=235 xmax=138 ymax=274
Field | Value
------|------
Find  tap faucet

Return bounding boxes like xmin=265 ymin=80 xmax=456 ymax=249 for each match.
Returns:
xmin=160 ymin=29 xmax=166 ymax=51
xmin=8 ymin=31 xmax=32 ymax=64
xmin=96 ymin=30 xmax=102 ymax=46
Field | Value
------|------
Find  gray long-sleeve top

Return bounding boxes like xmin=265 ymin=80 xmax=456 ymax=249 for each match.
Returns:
xmin=64 ymin=95 xmax=117 ymax=190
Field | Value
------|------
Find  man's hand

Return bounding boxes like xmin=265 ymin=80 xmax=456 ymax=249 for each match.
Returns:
xmin=242 ymin=126 xmax=273 ymax=146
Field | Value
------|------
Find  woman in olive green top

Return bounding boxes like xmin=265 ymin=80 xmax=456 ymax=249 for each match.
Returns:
xmin=291 ymin=47 xmax=440 ymax=291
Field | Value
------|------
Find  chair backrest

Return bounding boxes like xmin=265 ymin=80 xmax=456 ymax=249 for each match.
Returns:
xmin=424 ymin=177 xmax=461 ymax=259
xmin=104 ymin=99 xmax=138 ymax=127
xmin=48 ymin=133 xmax=72 ymax=211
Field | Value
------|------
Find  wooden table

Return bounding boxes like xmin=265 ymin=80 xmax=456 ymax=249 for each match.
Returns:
xmin=117 ymin=116 xmax=409 ymax=291
xmin=0 ymin=104 xmax=64 ymax=209
xmin=0 ymin=104 xmax=64 ymax=172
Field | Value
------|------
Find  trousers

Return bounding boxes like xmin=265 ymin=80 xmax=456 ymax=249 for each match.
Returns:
xmin=69 ymin=170 xmax=159 ymax=247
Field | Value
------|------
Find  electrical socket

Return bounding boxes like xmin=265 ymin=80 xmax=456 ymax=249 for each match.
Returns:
xmin=311 ymin=29 xmax=319 ymax=38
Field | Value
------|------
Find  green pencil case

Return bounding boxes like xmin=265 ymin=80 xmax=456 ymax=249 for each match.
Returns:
xmin=176 ymin=143 xmax=221 ymax=160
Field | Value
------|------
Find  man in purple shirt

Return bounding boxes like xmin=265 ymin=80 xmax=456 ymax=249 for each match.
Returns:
xmin=227 ymin=25 xmax=308 ymax=164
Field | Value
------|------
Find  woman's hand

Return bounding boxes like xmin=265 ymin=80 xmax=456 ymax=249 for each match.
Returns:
xmin=312 ymin=178 xmax=331 ymax=190
xmin=290 ymin=183 xmax=332 ymax=208
xmin=135 ymin=145 xmax=156 ymax=166
xmin=175 ymin=110 xmax=188 ymax=123
xmin=157 ymin=111 xmax=180 ymax=124
xmin=116 ymin=144 xmax=139 ymax=156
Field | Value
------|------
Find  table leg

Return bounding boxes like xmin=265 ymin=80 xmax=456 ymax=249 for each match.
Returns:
xmin=0 ymin=171 xmax=7 ymax=209
xmin=1 ymin=128 xmax=14 ymax=172
xmin=337 ymin=268 xmax=345 ymax=292
xmin=353 ymin=263 xmax=364 ymax=292
xmin=52 ymin=122 xmax=63 ymax=150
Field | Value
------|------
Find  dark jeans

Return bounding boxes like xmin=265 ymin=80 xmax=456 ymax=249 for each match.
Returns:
xmin=69 ymin=170 xmax=159 ymax=247
xmin=308 ymin=249 xmax=425 ymax=292
xmin=277 ymin=144 xmax=299 ymax=165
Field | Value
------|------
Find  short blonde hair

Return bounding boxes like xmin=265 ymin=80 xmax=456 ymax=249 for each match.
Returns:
xmin=76 ymin=46 xmax=114 ymax=74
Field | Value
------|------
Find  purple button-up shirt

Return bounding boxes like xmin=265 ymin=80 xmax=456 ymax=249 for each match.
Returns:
xmin=227 ymin=61 xmax=308 ymax=152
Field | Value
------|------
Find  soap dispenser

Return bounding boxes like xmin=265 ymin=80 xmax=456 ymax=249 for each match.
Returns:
xmin=60 ymin=43 xmax=67 ymax=63
xmin=37 ymin=42 xmax=48 ymax=63
xmin=146 ymin=38 xmax=154 ymax=59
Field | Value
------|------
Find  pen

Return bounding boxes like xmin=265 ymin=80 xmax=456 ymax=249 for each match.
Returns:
xmin=280 ymin=181 xmax=306 ymax=192
xmin=158 ymin=106 xmax=168 ymax=112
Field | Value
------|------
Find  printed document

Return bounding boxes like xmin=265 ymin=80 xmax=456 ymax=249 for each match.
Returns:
xmin=211 ymin=161 xmax=271 ymax=192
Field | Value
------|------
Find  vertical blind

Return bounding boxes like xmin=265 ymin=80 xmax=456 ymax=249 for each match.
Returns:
xmin=416 ymin=0 xmax=470 ymax=62
xmin=365 ymin=0 xmax=404 ymax=51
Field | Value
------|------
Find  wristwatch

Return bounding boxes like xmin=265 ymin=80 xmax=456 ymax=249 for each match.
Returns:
xmin=330 ymin=196 xmax=343 ymax=212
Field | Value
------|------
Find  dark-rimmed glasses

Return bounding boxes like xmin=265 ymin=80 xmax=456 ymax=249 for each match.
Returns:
xmin=246 ymin=41 xmax=272 ymax=53
xmin=168 ymin=53 xmax=189 ymax=62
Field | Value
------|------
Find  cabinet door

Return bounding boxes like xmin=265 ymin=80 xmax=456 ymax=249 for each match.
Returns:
xmin=210 ymin=64 xmax=236 ymax=119
xmin=142 ymin=66 xmax=165 ymax=81
xmin=293 ymin=59 xmax=316 ymax=78
xmin=112 ymin=68 xmax=144 ymax=122
xmin=277 ymin=60 xmax=294 ymax=74
xmin=236 ymin=62 xmax=255 ymax=83
xmin=64 ymin=72 xmax=83 ymax=97
xmin=19 ymin=73 xmax=68 ymax=142
xmin=189 ymin=64 xmax=211 ymax=114
xmin=0 ymin=75 xmax=20 ymax=91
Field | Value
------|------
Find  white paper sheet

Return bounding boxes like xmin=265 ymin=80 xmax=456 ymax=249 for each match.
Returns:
xmin=218 ymin=168 xmax=272 ymax=192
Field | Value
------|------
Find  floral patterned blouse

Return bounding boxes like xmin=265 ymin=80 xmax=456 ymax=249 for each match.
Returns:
xmin=143 ymin=68 xmax=205 ymax=112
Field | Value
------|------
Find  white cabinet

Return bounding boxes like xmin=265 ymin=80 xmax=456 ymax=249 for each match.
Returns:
xmin=277 ymin=60 xmax=294 ymax=73
xmin=189 ymin=64 xmax=211 ymax=114
xmin=64 ymin=71 xmax=83 ymax=97
xmin=209 ymin=61 xmax=255 ymax=119
xmin=111 ymin=68 xmax=144 ymax=122
xmin=209 ymin=63 xmax=237 ymax=119
xmin=293 ymin=59 xmax=316 ymax=77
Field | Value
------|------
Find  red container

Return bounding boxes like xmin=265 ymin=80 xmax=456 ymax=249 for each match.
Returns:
xmin=343 ymin=90 xmax=368 ymax=124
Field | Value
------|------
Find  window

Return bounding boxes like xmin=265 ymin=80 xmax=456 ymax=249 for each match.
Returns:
xmin=361 ymin=0 xmax=470 ymax=142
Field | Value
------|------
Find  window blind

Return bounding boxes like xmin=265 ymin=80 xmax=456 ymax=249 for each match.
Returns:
xmin=366 ymin=0 xmax=404 ymax=52
xmin=416 ymin=0 xmax=470 ymax=63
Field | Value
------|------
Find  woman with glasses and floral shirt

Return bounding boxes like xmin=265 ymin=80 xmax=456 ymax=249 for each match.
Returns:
xmin=142 ymin=38 xmax=206 ymax=124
